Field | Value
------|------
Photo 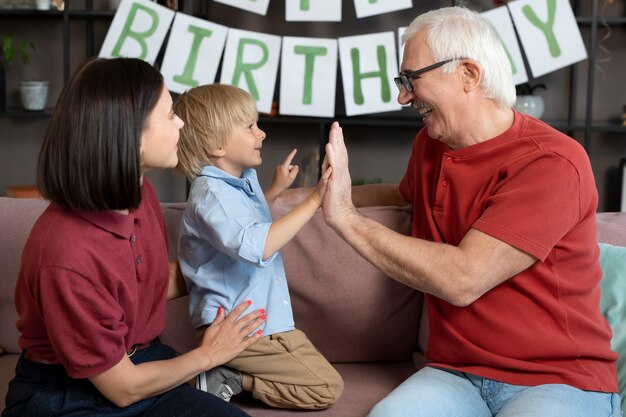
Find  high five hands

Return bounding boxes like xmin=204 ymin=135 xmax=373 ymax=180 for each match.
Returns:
xmin=322 ymin=122 xmax=356 ymax=228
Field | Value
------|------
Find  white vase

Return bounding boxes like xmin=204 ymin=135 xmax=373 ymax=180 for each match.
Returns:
xmin=35 ymin=0 xmax=50 ymax=10
xmin=513 ymin=95 xmax=545 ymax=119
xmin=20 ymin=80 xmax=49 ymax=111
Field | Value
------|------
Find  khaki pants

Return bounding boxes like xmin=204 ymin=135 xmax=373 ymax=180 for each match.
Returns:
xmin=198 ymin=328 xmax=343 ymax=409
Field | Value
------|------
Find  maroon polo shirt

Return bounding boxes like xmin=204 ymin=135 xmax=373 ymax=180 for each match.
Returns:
xmin=15 ymin=180 xmax=169 ymax=378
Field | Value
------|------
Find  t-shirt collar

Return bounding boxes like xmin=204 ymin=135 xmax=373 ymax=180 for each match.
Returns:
xmin=445 ymin=111 xmax=524 ymax=158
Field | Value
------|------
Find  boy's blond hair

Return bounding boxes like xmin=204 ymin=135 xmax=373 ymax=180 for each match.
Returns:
xmin=174 ymin=84 xmax=258 ymax=181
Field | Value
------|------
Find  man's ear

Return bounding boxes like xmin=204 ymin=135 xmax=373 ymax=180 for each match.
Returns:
xmin=461 ymin=59 xmax=481 ymax=92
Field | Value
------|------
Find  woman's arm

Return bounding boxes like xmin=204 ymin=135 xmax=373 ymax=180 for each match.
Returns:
xmin=89 ymin=301 xmax=264 ymax=407
xmin=167 ymin=261 xmax=187 ymax=300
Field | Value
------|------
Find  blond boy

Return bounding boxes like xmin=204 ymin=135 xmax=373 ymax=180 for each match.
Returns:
xmin=175 ymin=84 xmax=343 ymax=409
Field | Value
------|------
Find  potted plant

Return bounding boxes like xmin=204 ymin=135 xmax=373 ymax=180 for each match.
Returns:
xmin=513 ymin=82 xmax=546 ymax=119
xmin=0 ymin=34 xmax=48 ymax=112
xmin=0 ymin=34 xmax=35 ymax=112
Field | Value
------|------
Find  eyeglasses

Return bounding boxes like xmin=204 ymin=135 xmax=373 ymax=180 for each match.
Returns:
xmin=394 ymin=58 xmax=463 ymax=92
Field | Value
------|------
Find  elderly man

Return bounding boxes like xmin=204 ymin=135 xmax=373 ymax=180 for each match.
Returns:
xmin=322 ymin=6 xmax=620 ymax=417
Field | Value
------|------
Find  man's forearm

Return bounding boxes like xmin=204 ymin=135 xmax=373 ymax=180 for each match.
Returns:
xmin=331 ymin=210 xmax=536 ymax=307
xmin=329 ymin=209 xmax=473 ymax=305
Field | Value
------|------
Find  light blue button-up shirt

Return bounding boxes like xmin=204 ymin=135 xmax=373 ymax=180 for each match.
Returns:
xmin=178 ymin=165 xmax=295 ymax=336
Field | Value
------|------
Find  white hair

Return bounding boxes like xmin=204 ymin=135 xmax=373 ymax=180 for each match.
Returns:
xmin=402 ymin=6 xmax=516 ymax=108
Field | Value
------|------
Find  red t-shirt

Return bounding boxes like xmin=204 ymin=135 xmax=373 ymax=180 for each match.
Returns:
xmin=15 ymin=180 xmax=169 ymax=378
xmin=399 ymin=112 xmax=618 ymax=392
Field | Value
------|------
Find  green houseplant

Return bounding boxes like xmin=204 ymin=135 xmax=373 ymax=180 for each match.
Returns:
xmin=0 ymin=34 xmax=35 ymax=112
xmin=1 ymin=34 xmax=34 ymax=68
xmin=0 ymin=34 xmax=48 ymax=112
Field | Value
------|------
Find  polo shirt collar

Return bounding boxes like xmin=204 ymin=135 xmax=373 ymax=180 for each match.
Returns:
xmin=75 ymin=207 xmax=140 ymax=240
xmin=199 ymin=165 xmax=258 ymax=196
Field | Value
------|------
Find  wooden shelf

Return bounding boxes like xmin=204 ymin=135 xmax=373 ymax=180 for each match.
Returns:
xmin=544 ymin=119 xmax=626 ymax=133
xmin=0 ymin=108 xmax=53 ymax=118
xmin=260 ymin=114 xmax=423 ymax=128
xmin=0 ymin=8 xmax=62 ymax=16
xmin=0 ymin=8 xmax=114 ymax=17
xmin=577 ymin=16 xmax=626 ymax=26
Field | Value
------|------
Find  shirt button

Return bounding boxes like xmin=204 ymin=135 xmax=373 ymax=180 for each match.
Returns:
xmin=282 ymin=300 xmax=288 ymax=306
xmin=276 ymin=276 xmax=282 ymax=281
xmin=446 ymin=156 xmax=453 ymax=163
xmin=130 ymin=235 xmax=137 ymax=242
xmin=442 ymin=180 xmax=448 ymax=187
xmin=136 ymin=257 xmax=142 ymax=265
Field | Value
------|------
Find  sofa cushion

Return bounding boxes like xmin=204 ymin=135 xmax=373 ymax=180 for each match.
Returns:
xmin=161 ymin=204 xmax=186 ymax=263
xmin=597 ymin=212 xmax=626 ymax=246
xmin=0 ymin=197 xmax=49 ymax=354
xmin=234 ymin=362 xmax=416 ymax=416
xmin=0 ymin=354 xmax=19 ymax=404
xmin=271 ymin=190 xmax=423 ymax=363
xmin=599 ymin=242 xmax=626 ymax=412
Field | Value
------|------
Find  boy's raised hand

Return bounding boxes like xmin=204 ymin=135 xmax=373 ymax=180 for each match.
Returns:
xmin=312 ymin=164 xmax=333 ymax=206
xmin=273 ymin=148 xmax=300 ymax=191
xmin=265 ymin=149 xmax=300 ymax=205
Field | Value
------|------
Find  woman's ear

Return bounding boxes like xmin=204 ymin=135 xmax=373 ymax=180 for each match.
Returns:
xmin=139 ymin=144 xmax=145 ymax=167
xmin=461 ymin=60 xmax=481 ymax=92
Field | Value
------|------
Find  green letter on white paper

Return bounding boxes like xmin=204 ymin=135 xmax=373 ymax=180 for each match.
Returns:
xmin=111 ymin=3 xmax=159 ymax=59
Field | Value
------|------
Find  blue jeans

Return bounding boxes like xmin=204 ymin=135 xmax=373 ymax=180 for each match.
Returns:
xmin=2 ymin=340 xmax=250 ymax=417
xmin=367 ymin=366 xmax=622 ymax=417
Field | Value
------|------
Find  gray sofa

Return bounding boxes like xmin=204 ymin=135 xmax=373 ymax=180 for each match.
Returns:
xmin=1 ymin=190 xmax=625 ymax=416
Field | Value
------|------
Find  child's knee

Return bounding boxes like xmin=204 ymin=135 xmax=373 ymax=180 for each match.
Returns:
xmin=326 ymin=370 xmax=344 ymax=404
xmin=307 ymin=371 xmax=344 ymax=409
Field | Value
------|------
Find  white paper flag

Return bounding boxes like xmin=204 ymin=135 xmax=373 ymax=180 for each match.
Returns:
xmin=161 ymin=15 xmax=229 ymax=94
xmin=220 ymin=28 xmax=282 ymax=114
xmin=353 ymin=0 xmax=412 ymax=19
xmin=213 ymin=0 xmax=270 ymax=16
xmin=508 ymin=0 xmax=586 ymax=78
xmin=286 ymin=0 xmax=341 ymax=22
xmin=481 ymin=6 xmax=528 ymax=86
xmin=338 ymin=32 xmax=401 ymax=116
xmin=397 ymin=26 xmax=406 ymax=69
xmin=279 ymin=37 xmax=338 ymax=117
xmin=99 ymin=0 xmax=174 ymax=64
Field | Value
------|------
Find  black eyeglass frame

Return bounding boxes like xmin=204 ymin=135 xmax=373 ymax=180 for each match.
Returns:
xmin=394 ymin=58 xmax=464 ymax=92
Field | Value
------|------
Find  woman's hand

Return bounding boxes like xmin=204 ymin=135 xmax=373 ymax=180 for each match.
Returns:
xmin=198 ymin=300 xmax=265 ymax=368
xmin=89 ymin=301 xmax=264 ymax=408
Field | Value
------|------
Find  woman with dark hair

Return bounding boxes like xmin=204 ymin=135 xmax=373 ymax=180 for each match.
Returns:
xmin=2 ymin=57 xmax=264 ymax=417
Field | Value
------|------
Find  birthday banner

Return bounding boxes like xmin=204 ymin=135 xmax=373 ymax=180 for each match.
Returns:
xmin=99 ymin=0 xmax=587 ymax=117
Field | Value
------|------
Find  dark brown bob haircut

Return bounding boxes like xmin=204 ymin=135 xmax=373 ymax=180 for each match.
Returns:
xmin=37 ymin=57 xmax=164 ymax=212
